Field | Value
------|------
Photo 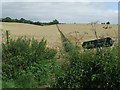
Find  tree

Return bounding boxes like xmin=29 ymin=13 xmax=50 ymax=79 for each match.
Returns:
xmin=33 ymin=21 xmax=42 ymax=25
xmin=106 ymin=21 xmax=110 ymax=24
xmin=2 ymin=17 xmax=60 ymax=26
xmin=0 ymin=18 xmax=2 ymax=22
xmin=49 ymin=19 xmax=59 ymax=25
xmin=19 ymin=18 xmax=26 ymax=23
xmin=52 ymin=19 xmax=59 ymax=24
xmin=2 ymin=17 xmax=12 ymax=22
xmin=26 ymin=20 xmax=33 ymax=24
xmin=101 ymin=23 xmax=105 ymax=24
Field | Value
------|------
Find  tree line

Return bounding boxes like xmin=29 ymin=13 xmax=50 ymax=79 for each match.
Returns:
xmin=0 ymin=17 xmax=60 ymax=26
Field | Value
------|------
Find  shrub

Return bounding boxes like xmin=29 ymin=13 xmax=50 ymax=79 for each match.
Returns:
xmin=2 ymin=37 xmax=57 ymax=88
xmin=53 ymin=38 xmax=120 ymax=89
xmin=106 ymin=21 xmax=110 ymax=24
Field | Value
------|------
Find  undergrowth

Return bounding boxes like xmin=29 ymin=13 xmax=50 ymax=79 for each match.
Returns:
xmin=2 ymin=37 xmax=120 ymax=89
xmin=2 ymin=37 xmax=60 ymax=88
xmin=53 ymin=38 xmax=120 ymax=89
xmin=53 ymin=30 xmax=120 ymax=89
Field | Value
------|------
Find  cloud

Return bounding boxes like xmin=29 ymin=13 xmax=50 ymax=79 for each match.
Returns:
xmin=1 ymin=0 xmax=119 ymax=2
xmin=2 ymin=2 xmax=118 ymax=24
xmin=0 ymin=3 xmax=2 ymax=18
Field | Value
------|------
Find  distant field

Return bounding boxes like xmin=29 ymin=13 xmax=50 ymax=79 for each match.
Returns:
xmin=1 ymin=22 xmax=118 ymax=49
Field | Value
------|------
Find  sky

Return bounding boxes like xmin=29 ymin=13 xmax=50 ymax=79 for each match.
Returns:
xmin=1 ymin=1 xmax=118 ymax=24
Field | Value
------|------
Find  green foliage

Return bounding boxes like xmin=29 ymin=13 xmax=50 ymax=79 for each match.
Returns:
xmin=15 ymin=73 xmax=37 ymax=88
xmin=49 ymin=19 xmax=59 ymax=25
xmin=2 ymin=33 xmax=119 ymax=88
xmin=53 ymin=44 xmax=120 ymax=88
xmin=2 ymin=17 xmax=12 ymax=22
xmin=64 ymin=41 xmax=76 ymax=52
xmin=53 ymin=31 xmax=120 ymax=89
xmin=2 ymin=37 xmax=57 ymax=88
xmin=3 ymin=73 xmax=37 ymax=88
xmin=3 ymin=80 xmax=16 ymax=88
xmin=106 ymin=21 xmax=110 ymax=24
xmin=26 ymin=59 xmax=56 ymax=86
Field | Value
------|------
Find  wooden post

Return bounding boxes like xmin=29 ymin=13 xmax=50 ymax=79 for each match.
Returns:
xmin=6 ymin=30 xmax=10 ymax=44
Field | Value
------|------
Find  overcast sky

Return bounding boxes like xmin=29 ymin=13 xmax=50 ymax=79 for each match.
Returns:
xmin=1 ymin=2 xmax=118 ymax=24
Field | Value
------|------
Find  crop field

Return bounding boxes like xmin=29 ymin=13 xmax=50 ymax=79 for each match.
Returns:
xmin=58 ymin=24 xmax=118 ymax=47
xmin=1 ymin=22 xmax=62 ymax=50
xmin=1 ymin=22 xmax=118 ymax=49
xmin=1 ymin=22 xmax=119 ymax=88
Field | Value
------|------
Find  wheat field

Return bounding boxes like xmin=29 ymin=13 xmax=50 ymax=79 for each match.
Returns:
xmin=1 ymin=22 xmax=118 ymax=49
xmin=57 ymin=24 xmax=118 ymax=47
xmin=1 ymin=22 xmax=63 ymax=50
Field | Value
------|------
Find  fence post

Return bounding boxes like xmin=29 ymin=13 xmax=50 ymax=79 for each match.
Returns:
xmin=6 ymin=30 xmax=10 ymax=44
